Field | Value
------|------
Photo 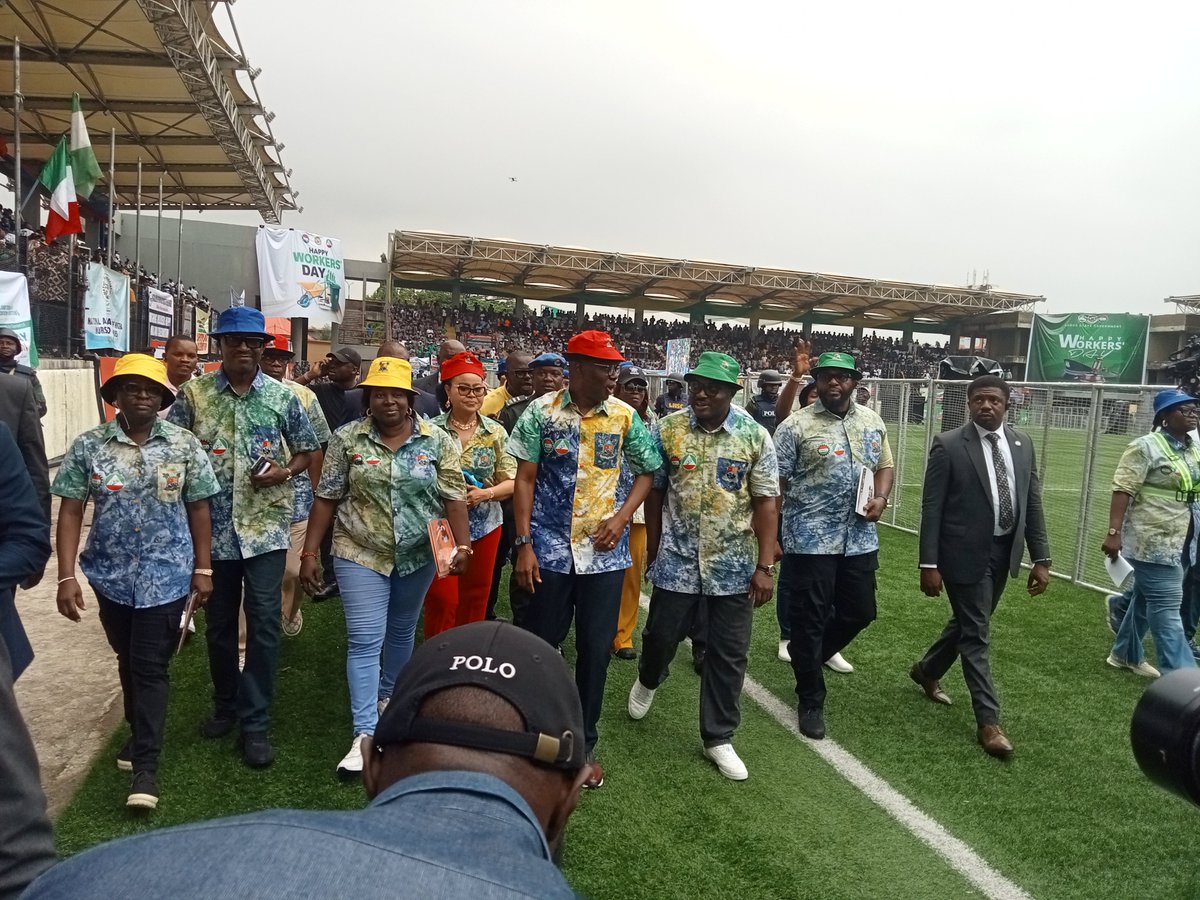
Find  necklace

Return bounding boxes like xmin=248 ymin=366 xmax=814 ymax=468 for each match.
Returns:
xmin=449 ymin=416 xmax=477 ymax=432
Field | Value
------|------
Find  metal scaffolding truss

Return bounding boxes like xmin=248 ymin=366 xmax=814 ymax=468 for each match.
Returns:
xmin=1166 ymin=295 xmax=1200 ymax=315
xmin=390 ymin=231 xmax=1045 ymax=329
xmin=0 ymin=0 xmax=296 ymax=221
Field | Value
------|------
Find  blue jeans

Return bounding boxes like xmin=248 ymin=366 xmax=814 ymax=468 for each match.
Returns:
xmin=208 ymin=551 xmax=286 ymax=732
xmin=334 ymin=558 xmax=436 ymax=735
xmin=1112 ymin=559 xmax=1197 ymax=672
xmin=1112 ymin=562 xmax=1200 ymax=643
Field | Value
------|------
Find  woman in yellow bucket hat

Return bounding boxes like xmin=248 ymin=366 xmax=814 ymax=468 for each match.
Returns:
xmin=300 ymin=356 xmax=471 ymax=777
xmin=51 ymin=353 xmax=221 ymax=811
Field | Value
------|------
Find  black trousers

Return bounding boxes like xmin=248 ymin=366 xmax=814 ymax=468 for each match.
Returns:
xmin=519 ymin=567 xmax=624 ymax=751
xmin=782 ymin=551 xmax=878 ymax=710
xmin=208 ymin=551 xmax=286 ymax=733
xmin=687 ymin=596 xmax=708 ymax=660
xmin=486 ymin=500 xmax=516 ymax=620
xmin=639 ymin=587 xmax=753 ymax=745
xmin=917 ymin=536 xmax=1013 ymax=726
xmin=97 ymin=594 xmax=187 ymax=774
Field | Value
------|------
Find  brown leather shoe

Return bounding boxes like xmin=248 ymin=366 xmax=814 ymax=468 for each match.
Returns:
xmin=909 ymin=663 xmax=952 ymax=706
xmin=583 ymin=753 xmax=604 ymax=789
xmin=977 ymin=724 xmax=1014 ymax=758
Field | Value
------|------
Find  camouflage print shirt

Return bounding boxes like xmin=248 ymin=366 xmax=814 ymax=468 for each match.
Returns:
xmin=508 ymin=390 xmax=663 ymax=575
xmin=281 ymin=380 xmax=332 ymax=523
xmin=1113 ymin=431 xmax=1200 ymax=567
xmin=649 ymin=407 xmax=779 ymax=596
xmin=167 ymin=368 xmax=319 ymax=560
xmin=51 ymin=418 xmax=220 ymax=606
xmin=317 ymin=416 xmax=468 ymax=577
xmin=430 ymin=412 xmax=517 ymax=542
xmin=615 ymin=409 xmax=658 ymax=526
xmin=774 ymin=399 xmax=895 ymax=557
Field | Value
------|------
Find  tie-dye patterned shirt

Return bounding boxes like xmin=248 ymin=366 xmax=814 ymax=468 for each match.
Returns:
xmin=282 ymin=380 xmax=332 ymax=523
xmin=430 ymin=412 xmax=517 ymax=541
xmin=317 ymin=416 xmax=468 ymax=577
xmin=51 ymin=418 xmax=220 ymax=606
xmin=166 ymin=368 xmax=319 ymax=560
xmin=508 ymin=389 xmax=663 ymax=575
xmin=774 ymin=400 xmax=894 ymax=557
xmin=648 ymin=406 xmax=779 ymax=596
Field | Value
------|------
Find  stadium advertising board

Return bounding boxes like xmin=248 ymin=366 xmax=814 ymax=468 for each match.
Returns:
xmin=256 ymin=225 xmax=346 ymax=327
xmin=1026 ymin=313 xmax=1149 ymax=384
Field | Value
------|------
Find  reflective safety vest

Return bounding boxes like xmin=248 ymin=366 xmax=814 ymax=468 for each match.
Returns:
xmin=1146 ymin=432 xmax=1200 ymax=503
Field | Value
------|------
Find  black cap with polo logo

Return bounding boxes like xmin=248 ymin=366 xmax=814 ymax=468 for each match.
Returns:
xmin=373 ymin=621 xmax=586 ymax=771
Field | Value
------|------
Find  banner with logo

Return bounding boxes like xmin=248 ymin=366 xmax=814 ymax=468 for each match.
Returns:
xmin=0 ymin=271 xmax=37 ymax=365
xmin=84 ymin=263 xmax=130 ymax=351
xmin=147 ymin=287 xmax=174 ymax=347
xmin=665 ymin=338 xmax=691 ymax=375
xmin=195 ymin=306 xmax=210 ymax=354
xmin=1026 ymin=313 xmax=1149 ymax=384
xmin=255 ymin=225 xmax=345 ymax=326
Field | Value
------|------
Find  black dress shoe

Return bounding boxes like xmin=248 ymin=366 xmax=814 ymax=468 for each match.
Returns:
xmin=240 ymin=731 xmax=276 ymax=768
xmin=199 ymin=714 xmax=237 ymax=739
xmin=799 ymin=707 xmax=826 ymax=740
xmin=614 ymin=647 xmax=638 ymax=660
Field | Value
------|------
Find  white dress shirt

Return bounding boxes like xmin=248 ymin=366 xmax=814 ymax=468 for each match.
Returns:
xmin=975 ymin=422 xmax=1017 ymax=536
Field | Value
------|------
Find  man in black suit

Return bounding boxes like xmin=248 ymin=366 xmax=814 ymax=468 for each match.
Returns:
xmin=910 ymin=375 xmax=1051 ymax=758
xmin=0 ymin=376 xmax=49 ymax=524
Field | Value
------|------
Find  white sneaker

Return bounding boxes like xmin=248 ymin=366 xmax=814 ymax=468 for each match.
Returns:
xmin=704 ymin=742 xmax=748 ymax=780
xmin=1106 ymin=654 xmax=1160 ymax=678
xmin=824 ymin=652 xmax=854 ymax=674
xmin=627 ymin=680 xmax=656 ymax=720
xmin=337 ymin=733 xmax=368 ymax=776
xmin=778 ymin=639 xmax=791 ymax=662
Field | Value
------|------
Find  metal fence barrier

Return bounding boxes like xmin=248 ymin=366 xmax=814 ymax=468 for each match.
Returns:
xmin=853 ymin=379 xmax=1164 ymax=594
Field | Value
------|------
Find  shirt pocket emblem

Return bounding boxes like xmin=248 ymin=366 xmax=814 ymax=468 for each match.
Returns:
xmin=157 ymin=463 xmax=184 ymax=502
xmin=248 ymin=425 xmax=281 ymax=461
xmin=412 ymin=450 xmax=435 ymax=480
xmin=716 ymin=457 xmax=748 ymax=492
xmin=594 ymin=432 xmax=620 ymax=469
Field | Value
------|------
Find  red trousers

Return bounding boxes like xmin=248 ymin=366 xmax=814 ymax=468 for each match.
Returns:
xmin=423 ymin=526 xmax=503 ymax=639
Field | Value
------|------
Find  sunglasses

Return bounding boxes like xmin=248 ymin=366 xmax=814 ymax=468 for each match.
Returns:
xmin=221 ymin=336 xmax=265 ymax=349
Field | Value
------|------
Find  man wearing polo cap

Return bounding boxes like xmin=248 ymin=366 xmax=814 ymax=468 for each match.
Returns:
xmin=168 ymin=306 xmax=319 ymax=767
xmin=654 ymin=372 xmax=687 ymax=418
xmin=22 ymin=623 xmax=587 ymax=898
xmin=774 ymin=351 xmax=894 ymax=740
xmin=295 ymin=346 xmax=363 ymax=430
xmin=508 ymin=330 xmax=662 ymax=787
xmin=0 ymin=327 xmax=46 ymax=417
xmin=260 ymin=339 xmax=331 ymax=637
xmin=628 ymin=352 xmax=779 ymax=780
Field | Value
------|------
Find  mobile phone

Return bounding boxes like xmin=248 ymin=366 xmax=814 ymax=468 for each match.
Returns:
xmin=251 ymin=455 xmax=273 ymax=477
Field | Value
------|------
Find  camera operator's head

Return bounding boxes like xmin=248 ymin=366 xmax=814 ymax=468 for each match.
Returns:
xmin=1131 ymin=669 xmax=1200 ymax=807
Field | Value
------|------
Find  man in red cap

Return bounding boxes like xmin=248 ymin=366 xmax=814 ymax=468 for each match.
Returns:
xmin=507 ymin=330 xmax=662 ymax=788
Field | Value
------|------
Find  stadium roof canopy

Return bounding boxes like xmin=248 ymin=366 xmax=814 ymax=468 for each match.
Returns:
xmin=389 ymin=230 xmax=1045 ymax=331
xmin=0 ymin=0 xmax=295 ymax=222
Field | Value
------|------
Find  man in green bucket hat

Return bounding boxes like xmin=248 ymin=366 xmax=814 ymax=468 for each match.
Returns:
xmin=630 ymin=351 xmax=780 ymax=781
xmin=774 ymin=351 xmax=894 ymax=741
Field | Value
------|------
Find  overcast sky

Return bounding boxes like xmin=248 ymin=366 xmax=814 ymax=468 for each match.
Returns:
xmin=224 ymin=1 xmax=1199 ymax=319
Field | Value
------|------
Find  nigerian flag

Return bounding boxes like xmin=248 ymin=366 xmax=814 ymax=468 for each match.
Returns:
xmin=38 ymin=136 xmax=82 ymax=244
xmin=69 ymin=92 xmax=102 ymax=200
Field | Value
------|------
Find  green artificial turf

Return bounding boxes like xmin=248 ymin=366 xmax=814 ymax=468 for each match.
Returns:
xmin=53 ymin=528 xmax=1200 ymax=899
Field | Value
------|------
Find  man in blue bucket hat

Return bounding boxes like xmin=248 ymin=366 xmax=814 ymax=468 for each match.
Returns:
xmin=168 ymin=304 xmax=320 ymax=768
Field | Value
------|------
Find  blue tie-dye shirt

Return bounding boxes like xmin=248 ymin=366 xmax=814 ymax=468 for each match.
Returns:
xmin=508 ymin=390 xmax=662 ymax=575
xmin=51 ymin=418 xmax=220 ymax=606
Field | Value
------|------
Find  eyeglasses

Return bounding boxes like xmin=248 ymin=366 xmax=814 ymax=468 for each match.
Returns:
xmin=586 ymin=361 xmax=621 ymax=376
xmin=221 ymin=336 xmax=265 ymax=349
xmin=115 ymin=381 xmax=160 ymax=398
xmin=815 ymin=371 xmax=854 ymax=383
xmin=453 ymin=385 xmax=489 ymax=397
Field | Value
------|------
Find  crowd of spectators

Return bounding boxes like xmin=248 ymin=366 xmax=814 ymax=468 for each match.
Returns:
xmin=388 ymin=297 xmax=947 ymax=377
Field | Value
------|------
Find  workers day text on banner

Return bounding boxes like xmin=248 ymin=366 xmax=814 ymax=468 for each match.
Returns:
xmin=0 ymin=271 xmax=38 ymax=365
xmin=1025 ymin=313 xmax=1149 ymax=384
xmin=255 ymin=226 xmax=345 ymax=327
xmin=84 ymin=263 xmax=130 ymax=352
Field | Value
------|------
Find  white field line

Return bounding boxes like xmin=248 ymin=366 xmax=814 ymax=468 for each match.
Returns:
xmin=638 ymin=594 xmax=1033 ymax=900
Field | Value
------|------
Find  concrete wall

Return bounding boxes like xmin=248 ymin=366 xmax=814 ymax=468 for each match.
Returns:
xmin=39 ymin=360 xmax=100 ymax=460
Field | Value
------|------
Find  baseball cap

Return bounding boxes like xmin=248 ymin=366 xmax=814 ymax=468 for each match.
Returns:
xmin=328 ymin=347 xmax=362 ymax=367
xmin=618 ymin=364 xmax=648 ymax=385
xmin=262 ymin=336 xmax=294 ymax=357
xmin=439 ymin=350 xmax=485 ymax=383
xmin=565 ymin=330 xmax=623 ymax=362
xmin=374 ymin=621 xmax=586 ymax=771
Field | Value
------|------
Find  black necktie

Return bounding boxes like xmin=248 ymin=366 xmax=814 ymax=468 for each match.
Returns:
xmin=986 ymin=432 xmax=1015 ymax=531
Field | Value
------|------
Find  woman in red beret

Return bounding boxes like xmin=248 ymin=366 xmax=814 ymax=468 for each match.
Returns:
xmin=423 ymin=351 xmax=517 ymax=636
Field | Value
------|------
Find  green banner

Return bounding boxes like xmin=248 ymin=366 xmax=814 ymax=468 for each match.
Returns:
xmin=1026 ymin=313 xmax=1149 ymax=384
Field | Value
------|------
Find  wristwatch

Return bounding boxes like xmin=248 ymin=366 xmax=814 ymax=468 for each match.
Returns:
xmin=756 ymin=564 xmax=776 ymax=576
xmin=1034 ymin=558 xmax=1053 ymax=567
xmin=1106 ymin=528 xmax=1119 ymax=536
xmin=514 ymin=535 xmax=534 ymax=547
